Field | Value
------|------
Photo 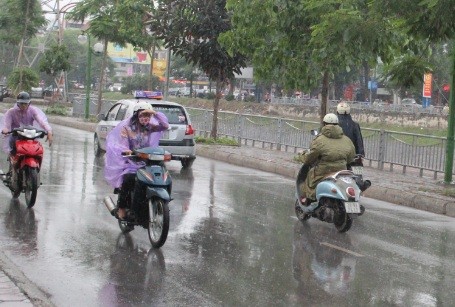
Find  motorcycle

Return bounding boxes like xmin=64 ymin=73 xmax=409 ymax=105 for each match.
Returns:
xmin=103 ymin=147 xmax=173 ymax=248
xmin=0 ymin=126 xmax=47 ymax=207
xmin=294 ymin=150 xmax=371 ymax=232
xmin=348 ymin=154 xmax=371 ymax=192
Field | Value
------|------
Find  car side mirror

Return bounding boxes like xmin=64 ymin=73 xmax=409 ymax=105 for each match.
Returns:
xmin=97 ymin=113 xmax=106 ymax=121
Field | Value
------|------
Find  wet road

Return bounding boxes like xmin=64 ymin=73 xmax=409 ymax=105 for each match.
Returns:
xmin=0 ymin=124 xmax=453 ymax=306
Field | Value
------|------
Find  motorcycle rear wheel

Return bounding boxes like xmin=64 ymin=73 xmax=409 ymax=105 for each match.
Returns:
xmin=333 ymin=201 xmax=352 ymax=233
xmin=295 ymin=200 xmax=311 ymax=222
xmin=24 ymin=167 xmax=39 ymax=208
xmin=147 ymin=198 xmax=170 ymax=248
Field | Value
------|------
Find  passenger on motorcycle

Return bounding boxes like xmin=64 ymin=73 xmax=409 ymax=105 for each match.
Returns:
xmin=336 ymin=101 xmax=364 ymax=156
xmin=1 ymin=91 xmax=53 ymax=153
xmin=296 ymin=113 xmax=356 ymax=205
xmin=104 ymin=101 xmax=169 ymax=220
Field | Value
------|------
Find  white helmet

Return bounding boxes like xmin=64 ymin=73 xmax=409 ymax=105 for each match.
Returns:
xmin=133 ymin=101 xmax=153 ymax=113
xmin=323 ymin=113 xmax=339 ymax=124
xmin=337 ymin=102 xmax=350 ymax=114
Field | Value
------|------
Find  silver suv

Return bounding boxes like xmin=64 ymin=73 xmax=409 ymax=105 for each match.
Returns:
xmin=94 ymin=93 xmax=196 ymax=168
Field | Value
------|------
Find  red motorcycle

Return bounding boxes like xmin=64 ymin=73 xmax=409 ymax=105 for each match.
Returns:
xmin=1 ymin=126 xmax=47 ymax=207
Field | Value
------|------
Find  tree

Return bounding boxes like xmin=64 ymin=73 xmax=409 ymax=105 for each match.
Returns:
xmin=38 ymin=44 xmax=71 ymax=101
xmin=0 ymin=0 xmax=45 ymax=91
xmin=113 ymin=0 xmax=161 ymax=90
xmin=69 ymin=0 xmax=130 ymax=115
xmin=222 ymin=0 xmax=400 ymax=123
xmin=372 ymin=0 xmax=455 ymax=183
xmin=148 ymin=0 xmax=246 ymax=138
xmin=7 ymin=67 xmax=39 ymax=92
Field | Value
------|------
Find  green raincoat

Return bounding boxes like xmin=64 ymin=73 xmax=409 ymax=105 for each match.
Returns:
xmin=296 ymin=124 xmax=355 ymax=200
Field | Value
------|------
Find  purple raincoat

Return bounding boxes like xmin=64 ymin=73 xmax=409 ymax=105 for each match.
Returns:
xmin=1 ymin=105 xmax=52 ymax=153
xmin=104 ymin=112 xmax=169 ymax=188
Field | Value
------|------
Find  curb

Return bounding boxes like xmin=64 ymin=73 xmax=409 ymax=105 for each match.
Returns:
xmin=196 ymin=145 xmax=455 ymax=218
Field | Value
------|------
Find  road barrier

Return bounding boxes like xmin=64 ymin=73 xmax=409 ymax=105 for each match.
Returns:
xmin=187 ymin=108 xmax=451 ymax=179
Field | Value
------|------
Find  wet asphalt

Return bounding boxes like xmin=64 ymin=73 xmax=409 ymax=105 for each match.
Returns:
xmin=0 ymin=110 xmax=455 ymax=306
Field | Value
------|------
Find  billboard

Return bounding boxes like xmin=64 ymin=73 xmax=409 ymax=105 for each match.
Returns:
xmin=422 ymin=73 xmax=432 ymax=98
xmin=107 ymin=43 xmax=167 ymax=78
xmin=107 ymin=43 xmax=150 ymax=64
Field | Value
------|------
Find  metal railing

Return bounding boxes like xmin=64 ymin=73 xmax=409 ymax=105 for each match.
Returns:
xmin=188 ymin=108 xmax=452 ymax=179
xmin=70 ymin=95 xmax=451 ymax=178
xmin=72 ymin=96 xmax=116 ymax=117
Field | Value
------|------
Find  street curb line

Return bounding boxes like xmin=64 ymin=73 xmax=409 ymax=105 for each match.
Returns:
xmin=0 ymin=251 xmax=55 ymax=307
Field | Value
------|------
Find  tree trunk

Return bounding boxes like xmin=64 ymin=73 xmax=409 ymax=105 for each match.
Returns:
xmin=210 ymin=80 xmax=222 ymax=139
xmin=97 ymin=39 xmax=109 ymax=116
xmin=148 ymin=45 xmax=156 ymax=90
xmin=320 ymin=70 xmax=329 ymax=125
xmin=362 ymin=61 xmax=370 ymax=102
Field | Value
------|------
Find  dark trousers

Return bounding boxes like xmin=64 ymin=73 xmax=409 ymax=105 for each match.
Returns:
xmin=118 ymin=173 xmax=146 ymax=216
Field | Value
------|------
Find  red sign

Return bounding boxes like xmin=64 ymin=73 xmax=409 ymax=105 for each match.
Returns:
xmin=422 ymin=73 xmax=432 ymax=98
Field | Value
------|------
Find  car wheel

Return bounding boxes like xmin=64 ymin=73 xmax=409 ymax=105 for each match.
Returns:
xmin=94 ymin=134 xmax=104 ymax=157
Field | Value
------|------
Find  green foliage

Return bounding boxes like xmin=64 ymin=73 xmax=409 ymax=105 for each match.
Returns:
xmin=45 ymin=105 xmax=69 ymax=116
xmin=381 ymin=55 xmax=433 ymax=90
xmin=195 ymin=136 xmax=239 ymax=146
xmin=69 ymin=0 xmax=126 ymax=46
xmin=245 ymin=95 xmax=256 ymax=103
xmin=0 ymin=0 xmax=46 ymax=45
xmin=206 ymin=92 xmax=216 ymax=100
xmin=149 ymin=0 xmax=246 ymax=84
xmin=225 ymin=94 xmax=235 ymax=101
xmin=7 ymin=67 xmax=39 ymax=93
xmin=38 ymin=44 xmax=72 ymax=77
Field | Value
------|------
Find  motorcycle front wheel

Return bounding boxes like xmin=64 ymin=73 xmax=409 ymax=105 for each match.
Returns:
xmin=333 ymin=201 xmax=352 ymax=233
xmin=24 ymin=167 xmax=39 ymax=208
xmin=147 ymin=198 xmax=170 ymax=248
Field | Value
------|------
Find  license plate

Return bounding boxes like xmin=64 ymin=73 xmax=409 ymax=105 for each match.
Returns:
xmin=345 ymin=202 xmax=361 ymax=213
xmin=351 ymin=166 xmax=363 ymax=175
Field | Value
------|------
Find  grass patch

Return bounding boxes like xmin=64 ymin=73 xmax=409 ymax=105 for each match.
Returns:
xmin=101 ymin=92 xmax=133 ymax=100
xmin=443 ymin=188 xmax=455 ymax=197
xmin=195 ymin=136 xmax=239 ymax=146
xmin=45 ymin=104 xmax=70 ymax=116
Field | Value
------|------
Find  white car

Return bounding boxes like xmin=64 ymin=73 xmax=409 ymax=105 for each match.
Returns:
xmin=94 ymin=91 xmax=196 ymax=168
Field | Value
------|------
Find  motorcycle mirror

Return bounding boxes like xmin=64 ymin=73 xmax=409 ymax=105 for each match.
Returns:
xmin=310 ymin=129 xmax=319 ymax=136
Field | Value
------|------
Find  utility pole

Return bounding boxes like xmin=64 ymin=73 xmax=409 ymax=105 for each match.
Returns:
xmin=444 ymin=41 xmax=455 ymax=184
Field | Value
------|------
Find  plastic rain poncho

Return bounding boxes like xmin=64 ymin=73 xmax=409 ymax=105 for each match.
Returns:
xmin=1 ymin=105 xmax=52 ymax=153
xmin=104 ymin=112 xmax=169 ymax=188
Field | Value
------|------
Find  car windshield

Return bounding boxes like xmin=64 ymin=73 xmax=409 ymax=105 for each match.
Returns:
xmin=154 ymin=105 xmax=188 ymax=124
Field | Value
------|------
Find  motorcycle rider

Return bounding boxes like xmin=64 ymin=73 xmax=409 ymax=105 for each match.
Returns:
xmin=296 ymin=113 xmax=355 ymax=205
xmin=1 ymin=91 xmax=53 ymax=182
xmin=336 ymin=101 xmax=364 ymax=156
xmin=104 ymin=101 xmax=169 ymax=220
xmin=1 ymin=91 xmax=53 ymax=152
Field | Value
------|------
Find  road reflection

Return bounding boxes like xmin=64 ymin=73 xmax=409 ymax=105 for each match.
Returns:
xmin=169 ymin=167 xmax=194 ymax=213
xmin=292 ymin=221 xmax=357 ymax=303
xmin=98 ymin=234 xmax=166 ymax=306
xmin=4 ymin=199 xmax=38 ymax=255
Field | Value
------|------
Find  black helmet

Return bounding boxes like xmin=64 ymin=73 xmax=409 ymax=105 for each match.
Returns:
xmin=17 ymin=91 xmax=31 ymax=104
